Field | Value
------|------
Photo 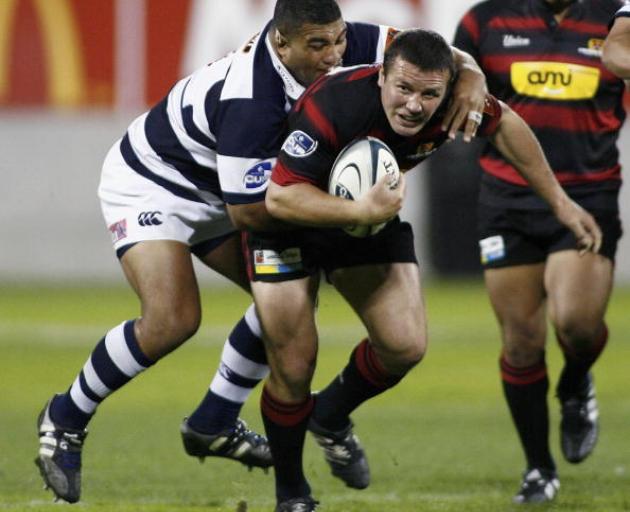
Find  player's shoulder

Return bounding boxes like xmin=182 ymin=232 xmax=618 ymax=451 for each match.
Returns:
xmin=578 ymin=0 xmax=627 ymax=26
xmin=310 ymin=65 xmax=380 ymax=104
xmin=343 ymin=21 xmax=389 ymax=66
xmin=221 ymin=24 xmax=285 ymax=104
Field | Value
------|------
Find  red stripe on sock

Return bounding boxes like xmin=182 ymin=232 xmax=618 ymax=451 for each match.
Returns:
xmin=355 ymin=339 xmax=393 ymax=389
xmin=500 ymin=355 xmax=547 ymax=386
xmin=261 ymin=387 xmax=314 ymax=427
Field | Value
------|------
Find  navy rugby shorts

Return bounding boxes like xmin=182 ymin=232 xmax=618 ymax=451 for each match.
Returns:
xmin=243 ymin=217 xmax=418 ymax=282
xmin=477 ymin=204 xmax=622 ymax=269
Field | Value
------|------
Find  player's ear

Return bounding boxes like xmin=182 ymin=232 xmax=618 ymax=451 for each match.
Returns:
xmin=275 ymin=29 xmax=288 ymax=48
xmin=378 ymin=66 xmax=385 ymax=87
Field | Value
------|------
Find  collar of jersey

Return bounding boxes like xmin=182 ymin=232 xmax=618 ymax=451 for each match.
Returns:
xmin=265 ymin=31 xmax=305 ymax=102
xmin=531 ymin=0 xmax=584 ymax=20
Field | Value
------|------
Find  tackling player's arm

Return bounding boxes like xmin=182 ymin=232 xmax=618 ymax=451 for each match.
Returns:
xmin=227 ymin=201 xmax=280 ymax=231
xmin=444 ymin=46 xmax=488 ymax=142
xmin=265 ymin=174 xmax=405 ymax=228
xmin=602 ymin=15 xmax=630 ymax=81
xmin=489 ymin=101 xmax=602 ymax=254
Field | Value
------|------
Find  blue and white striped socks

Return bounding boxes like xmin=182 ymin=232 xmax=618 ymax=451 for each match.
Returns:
xmin=187 ymin=304 xmax=269 ymax=434
xmin=50 ymin=320 xmax=152 ymax=430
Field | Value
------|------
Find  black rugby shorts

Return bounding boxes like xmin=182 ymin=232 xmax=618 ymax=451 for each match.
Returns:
xmin=243 ymin=218 xmax=418 ymax=282
xmin=477 ymin=204 xmax=622 ymax=269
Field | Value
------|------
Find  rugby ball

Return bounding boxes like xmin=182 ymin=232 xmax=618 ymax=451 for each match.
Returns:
xmin=328 ymin=137 xmax=400 ymax=237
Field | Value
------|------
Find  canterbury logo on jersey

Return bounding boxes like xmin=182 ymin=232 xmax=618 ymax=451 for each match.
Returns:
xmin=138 ymin=211 xmax=163 ymax=226
xmin=511 ymin=62 xmax=600 ymax=100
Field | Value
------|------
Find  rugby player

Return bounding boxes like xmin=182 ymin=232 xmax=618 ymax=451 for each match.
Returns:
xmin=454 ymin=0 xmax=627 ymax=503
xmin=603 ymin=4 xmax=630 ymax=79
xmin=246 ymin=29 xmax=601 ymax=512
xmin=34 ymin=0 xmax=490 ymax=504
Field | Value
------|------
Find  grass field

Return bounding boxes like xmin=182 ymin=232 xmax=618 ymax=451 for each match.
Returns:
xmin=1 ymin=281 xmax=629 ymax=511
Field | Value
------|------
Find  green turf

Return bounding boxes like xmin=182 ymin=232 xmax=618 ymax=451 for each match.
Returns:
xmin=1 ymin=281 xmax=629 ymax=511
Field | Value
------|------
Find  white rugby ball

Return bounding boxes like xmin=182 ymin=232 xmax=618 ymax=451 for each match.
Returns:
xmin=328 ymin=137 xmax=400 ymax=237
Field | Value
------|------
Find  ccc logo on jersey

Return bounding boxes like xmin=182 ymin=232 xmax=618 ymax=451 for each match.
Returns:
xmin=511 ymin=61 xmax=600 ymax=100
xmin=138 ymin=211 xmax=163 ymax=226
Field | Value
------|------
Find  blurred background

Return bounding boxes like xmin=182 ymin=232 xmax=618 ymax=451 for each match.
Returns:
xmin=1 ymin=0 xmax=629 ymax=284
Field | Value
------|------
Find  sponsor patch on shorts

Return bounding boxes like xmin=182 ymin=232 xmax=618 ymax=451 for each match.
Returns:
xmin=281 ymin=130 xmax=318 ymax=158
xmin=479 ymin=235 xmax=505 ymax=264
xmin=109 ymin=219 xmax=127 ymax=243
xmin=254 ymin=247 xmax=303 ymax=274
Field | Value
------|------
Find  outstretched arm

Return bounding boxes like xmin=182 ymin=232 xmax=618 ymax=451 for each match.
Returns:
xmin=490 ymin=102 xmax=602 ymax=254
xmin=442 ymin=47 xmax=488 ymax=142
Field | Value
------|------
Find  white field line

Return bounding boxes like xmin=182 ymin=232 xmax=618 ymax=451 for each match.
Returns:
xmin=0 ymin=322 xmax=363 ymax=347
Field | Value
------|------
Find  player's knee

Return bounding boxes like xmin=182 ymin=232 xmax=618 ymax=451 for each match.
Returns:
xmin=502 ymin=343 xmax=544 ymax=367
xmin=140 ymin=306 xmax=201 ymax=348
xmin=274 ymin=353 xmax=316 ymax=394
xmin=554 ymin=318 xmax=601 ymax=354
xmin=378 ymin=334 xmax=426 ymax=373
xmin=503 ymin=318 xmax=544 ymax=349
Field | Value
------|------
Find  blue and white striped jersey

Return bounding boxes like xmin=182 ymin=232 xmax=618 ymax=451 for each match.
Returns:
xmin=119 ymin=21 xmax=392 ymax=206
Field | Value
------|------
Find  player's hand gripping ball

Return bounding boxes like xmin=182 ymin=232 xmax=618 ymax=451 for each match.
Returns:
xmin=328 ymin=137 xmax=401 ymax=237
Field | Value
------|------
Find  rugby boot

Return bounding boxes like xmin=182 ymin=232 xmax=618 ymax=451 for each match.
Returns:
xmin=275 ymin=496 xmax=319 ymax=512
xmin=34 ymin=395 xmax=87 ymax=503
xmin=308 ymin=418 xmax=370 ymax=489
xmin=180 ymin=417 xmax=272 ymax=469
xmin=513 ymin=468 xmax=560 ymax=504
xmin=559 ymin=372 xmax=599 ymax=463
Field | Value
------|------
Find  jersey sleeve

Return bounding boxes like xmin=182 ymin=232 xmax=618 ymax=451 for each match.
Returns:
xmin=215 ymin=98 xmax=286 ymax=204
xmin=343 ymin=22 xmax=398 ymax=66
xmin=477 ymin=94 xmax=503 ymax=136
xmin=271 ymin=95 xmax=339 ymax=188
xmin=610 ymin=3 xmax=630 ymax=29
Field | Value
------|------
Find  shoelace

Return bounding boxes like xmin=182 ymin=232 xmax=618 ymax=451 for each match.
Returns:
xmin=225 ymin=421 xmax=267 ymax=451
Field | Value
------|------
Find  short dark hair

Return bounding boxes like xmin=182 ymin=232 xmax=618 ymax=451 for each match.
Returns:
xmin=273 ymin=0 xmax=342 ymax=38
xmin=383 ymin=29 xmax=456 ymax=82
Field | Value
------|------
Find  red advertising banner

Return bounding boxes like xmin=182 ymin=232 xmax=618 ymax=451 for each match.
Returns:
xmin=0 ymin=0 xmax=191 ymax=108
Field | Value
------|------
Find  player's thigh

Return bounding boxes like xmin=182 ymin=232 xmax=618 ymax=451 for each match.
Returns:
xmin=478 ymin=204 xmax=549 ymax=355
xmin=251 ymin=275 xmax=320 ymax=395
xmin=121 ymin=240 xmax=201 ymax=324
xmin=251 ymin=275 xmax=319 ymax=352
xmin=545 ymin=250 xmax=614 ymax=342
xmin=484 ymin=264 xmax=547 ymax=361
xmin=331 ymin=262 xmax=426 ymax=359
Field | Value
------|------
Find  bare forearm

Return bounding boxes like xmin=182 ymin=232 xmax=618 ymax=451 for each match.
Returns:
xmin=451 ymin=46 xmax=481 ymax=74
xmin=265 ymin=181 xmax=364 ymax=227
xmin=491 ymin=104 xmax=568 ymax=211
xmin=227 ymin=201 xmax=286 ymax=231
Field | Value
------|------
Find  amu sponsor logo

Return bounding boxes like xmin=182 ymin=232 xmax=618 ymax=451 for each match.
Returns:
xmin=138 ymin=211 xmax=163 ymax=226
xmin=511 ymin=61 xmax=600 ymax=100
xmin=527 ymin=70 xmax=572 ymax=87
xmin=243 ymin=161 xmax=272 ymax=189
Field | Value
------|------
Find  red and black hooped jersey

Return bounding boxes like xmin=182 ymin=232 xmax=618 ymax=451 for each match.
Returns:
xmin=454 ymin=0 xmax=627 ymax=209
xmin=273 ymin=65 xmax=502 ymax=188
